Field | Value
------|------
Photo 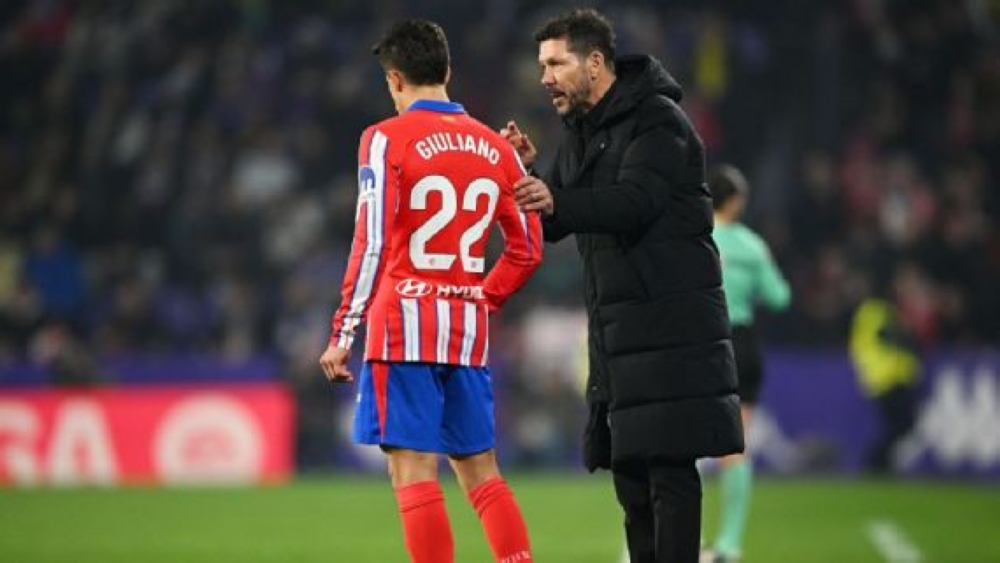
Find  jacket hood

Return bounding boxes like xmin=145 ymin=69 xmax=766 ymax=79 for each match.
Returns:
xmin=601 ymin=54 xmax=682 ymax=123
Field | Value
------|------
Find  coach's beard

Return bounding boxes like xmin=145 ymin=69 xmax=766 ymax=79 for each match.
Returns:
xmin=552 ymin=80 xmax=593 ymax=118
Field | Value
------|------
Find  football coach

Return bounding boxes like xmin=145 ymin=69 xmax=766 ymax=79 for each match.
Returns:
xmin=503 ymin=8 xmax=743 ymax=563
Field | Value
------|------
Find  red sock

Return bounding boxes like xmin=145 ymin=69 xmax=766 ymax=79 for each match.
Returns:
xmin=468 ymin=478 xmax=533 ymax=563
xmin=395 ymin=480 xmax=454 ymax=563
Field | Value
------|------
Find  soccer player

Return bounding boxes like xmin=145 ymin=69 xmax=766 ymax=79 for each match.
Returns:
xmin=702 ymin=165 xmax=791 ymax=563
xmin=318 ymin=20 xmax=541 ymax=563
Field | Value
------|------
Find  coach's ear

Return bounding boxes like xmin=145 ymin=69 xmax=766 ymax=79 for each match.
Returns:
xmin=588 ymin=50 xmax=605 ymax=80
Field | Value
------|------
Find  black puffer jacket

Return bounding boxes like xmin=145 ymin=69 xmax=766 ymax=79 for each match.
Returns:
xmin=541 ymin=55 xmax=743 ymax=469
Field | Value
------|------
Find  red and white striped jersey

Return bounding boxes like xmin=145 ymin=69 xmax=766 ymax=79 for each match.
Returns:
xmin=329 ymin=100 xmax=542 ymax=367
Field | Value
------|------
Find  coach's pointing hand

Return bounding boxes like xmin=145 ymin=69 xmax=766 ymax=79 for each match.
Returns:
xmin=319 ymin=344 xmax=353 ymax=383
xmin=514 ymin=176 xmax=554 ymax=216
xmin=500 ymin=120 xmax=537 ymax=169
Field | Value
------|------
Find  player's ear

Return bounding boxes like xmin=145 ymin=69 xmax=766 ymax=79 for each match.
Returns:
xmin=444 ymin=66 xmax=452 ymax=86
xmin=386 ymin=70 xmax=405 ymax=93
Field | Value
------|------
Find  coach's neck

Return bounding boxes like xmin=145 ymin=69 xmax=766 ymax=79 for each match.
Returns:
xmin=587 ymin=73 xmax=615 ymax=111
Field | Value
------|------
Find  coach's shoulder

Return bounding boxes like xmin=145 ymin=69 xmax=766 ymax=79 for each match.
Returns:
xmin=632 ymin=93 xmax=690 ymax=136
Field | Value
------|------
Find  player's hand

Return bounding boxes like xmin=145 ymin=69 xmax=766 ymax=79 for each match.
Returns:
xmin=319 ymin=344 xmax=353 ymax=384
xmin=514 ymin=176 xmax=554 ymax=216
xmin=499 ymin=120 xmax=537 ymax=169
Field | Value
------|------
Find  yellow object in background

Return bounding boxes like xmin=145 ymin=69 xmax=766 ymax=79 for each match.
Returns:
xmin=848 ymin=298 xmax=920 ymax=397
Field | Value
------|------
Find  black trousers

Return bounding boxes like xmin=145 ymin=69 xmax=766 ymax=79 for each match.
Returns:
xmin=613 ymin=458 xmax=702 ymax=563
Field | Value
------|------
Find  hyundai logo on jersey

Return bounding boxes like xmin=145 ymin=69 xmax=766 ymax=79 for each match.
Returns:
xmin=395 ymin=279 xmax=433 ymax=298
xmin=436 ymin=284 xmax=485 ymax=300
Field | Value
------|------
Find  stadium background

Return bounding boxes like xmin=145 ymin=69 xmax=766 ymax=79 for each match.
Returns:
xmin=1 ymin=0 xmax=998 ymax=561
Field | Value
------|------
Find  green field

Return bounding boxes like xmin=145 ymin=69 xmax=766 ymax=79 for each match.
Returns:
xmin=1 ymin=476 xmax=997 ymax=562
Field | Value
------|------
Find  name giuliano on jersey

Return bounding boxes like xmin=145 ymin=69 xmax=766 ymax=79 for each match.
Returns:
xmin=330 ymin=100 xmax=542 ymax=367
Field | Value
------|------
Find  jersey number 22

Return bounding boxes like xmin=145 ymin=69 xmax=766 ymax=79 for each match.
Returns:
xmin=409 ymin=175 xmax=499 ymax=273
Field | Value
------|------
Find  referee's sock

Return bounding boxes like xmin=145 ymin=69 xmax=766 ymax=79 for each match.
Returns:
xmin=715 ymin=458 xmax=753 ymax=558
xmin=468 ymin=477 xmax=533 ymax=563
xmin=396 ymin=480 xmax=454 ymax=563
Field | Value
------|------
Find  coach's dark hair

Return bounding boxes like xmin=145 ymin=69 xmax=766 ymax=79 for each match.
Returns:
xmin=372 ymin=19 xmax=450 ymax=86
xmin=534 ymin=8 xmax=616 ymax=71
xmin=707 ymin=164 xmax=749 ymax=210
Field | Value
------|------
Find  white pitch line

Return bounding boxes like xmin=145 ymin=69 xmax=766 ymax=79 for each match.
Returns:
xmin=866 ymin=519 xmax=923 ymax=563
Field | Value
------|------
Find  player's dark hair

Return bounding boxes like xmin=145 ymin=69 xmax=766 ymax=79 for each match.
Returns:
xmin=708 ymin=164 xmax=749 ymax=210
xmin=372 ymin=19 xmax=450 ymax=86
xmin=534 ymin=8 xmax=616 ymax=72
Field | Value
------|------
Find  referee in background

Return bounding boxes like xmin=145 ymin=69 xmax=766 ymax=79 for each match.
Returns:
xmin=702 ymin=165 xmax=791 ymax=563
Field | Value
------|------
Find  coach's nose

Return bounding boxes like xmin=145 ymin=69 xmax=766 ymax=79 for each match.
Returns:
xmin=540 ymin=66 xmax=555 ymax=87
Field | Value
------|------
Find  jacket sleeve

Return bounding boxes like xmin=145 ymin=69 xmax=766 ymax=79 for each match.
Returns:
xmin=538 ymin=145 xmax=574 ymax=243
xmin=329 ymin=127 xmax=398 ymax=349
xmin=547 ymin=115 xmax=685 ymax=235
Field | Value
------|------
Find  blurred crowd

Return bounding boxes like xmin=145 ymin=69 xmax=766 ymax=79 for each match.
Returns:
xmin=1 ymin=1 xmax=998 ymax=464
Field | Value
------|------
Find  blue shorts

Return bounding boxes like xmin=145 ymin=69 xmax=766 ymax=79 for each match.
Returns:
xmin=352 ymin=361 xmax=495 ymax=456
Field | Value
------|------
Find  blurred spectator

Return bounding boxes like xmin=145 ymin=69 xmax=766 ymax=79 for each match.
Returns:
xmin=24 ymin=223 xmax=84 ymax=317
xmin=29 ymin=320 xmax=107 ymax=386
xmin=848 ymin=289 xmax=922 ymax=474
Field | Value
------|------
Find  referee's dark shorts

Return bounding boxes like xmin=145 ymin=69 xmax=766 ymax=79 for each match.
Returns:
xmin=732 ymin=324 xmax=765 ymax=405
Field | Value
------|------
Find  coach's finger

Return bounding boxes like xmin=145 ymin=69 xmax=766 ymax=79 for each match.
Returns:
xmin=513 ymin=177 xmax=544 ymax=204
xmin=503 ymin=120 xmax=522 ymax=138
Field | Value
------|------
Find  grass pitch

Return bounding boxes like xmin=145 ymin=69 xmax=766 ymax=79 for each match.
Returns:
xmin=1 ymin=475 xmax=997 ymax=562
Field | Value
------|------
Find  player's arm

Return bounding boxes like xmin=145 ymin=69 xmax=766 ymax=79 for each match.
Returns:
xmin=501 ymin=120 xmax=571 ymax=243
xmin=322 ymin=127 xmax=397 ymax=382
xmin=753 ymin=236 xmax=791 ymax=311
xmin=482 ymin=151 xmax=544 ymax=312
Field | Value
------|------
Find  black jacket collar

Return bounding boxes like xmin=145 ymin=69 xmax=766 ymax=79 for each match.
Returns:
xmin=566 ymin=54 xmax=684 ymax=132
